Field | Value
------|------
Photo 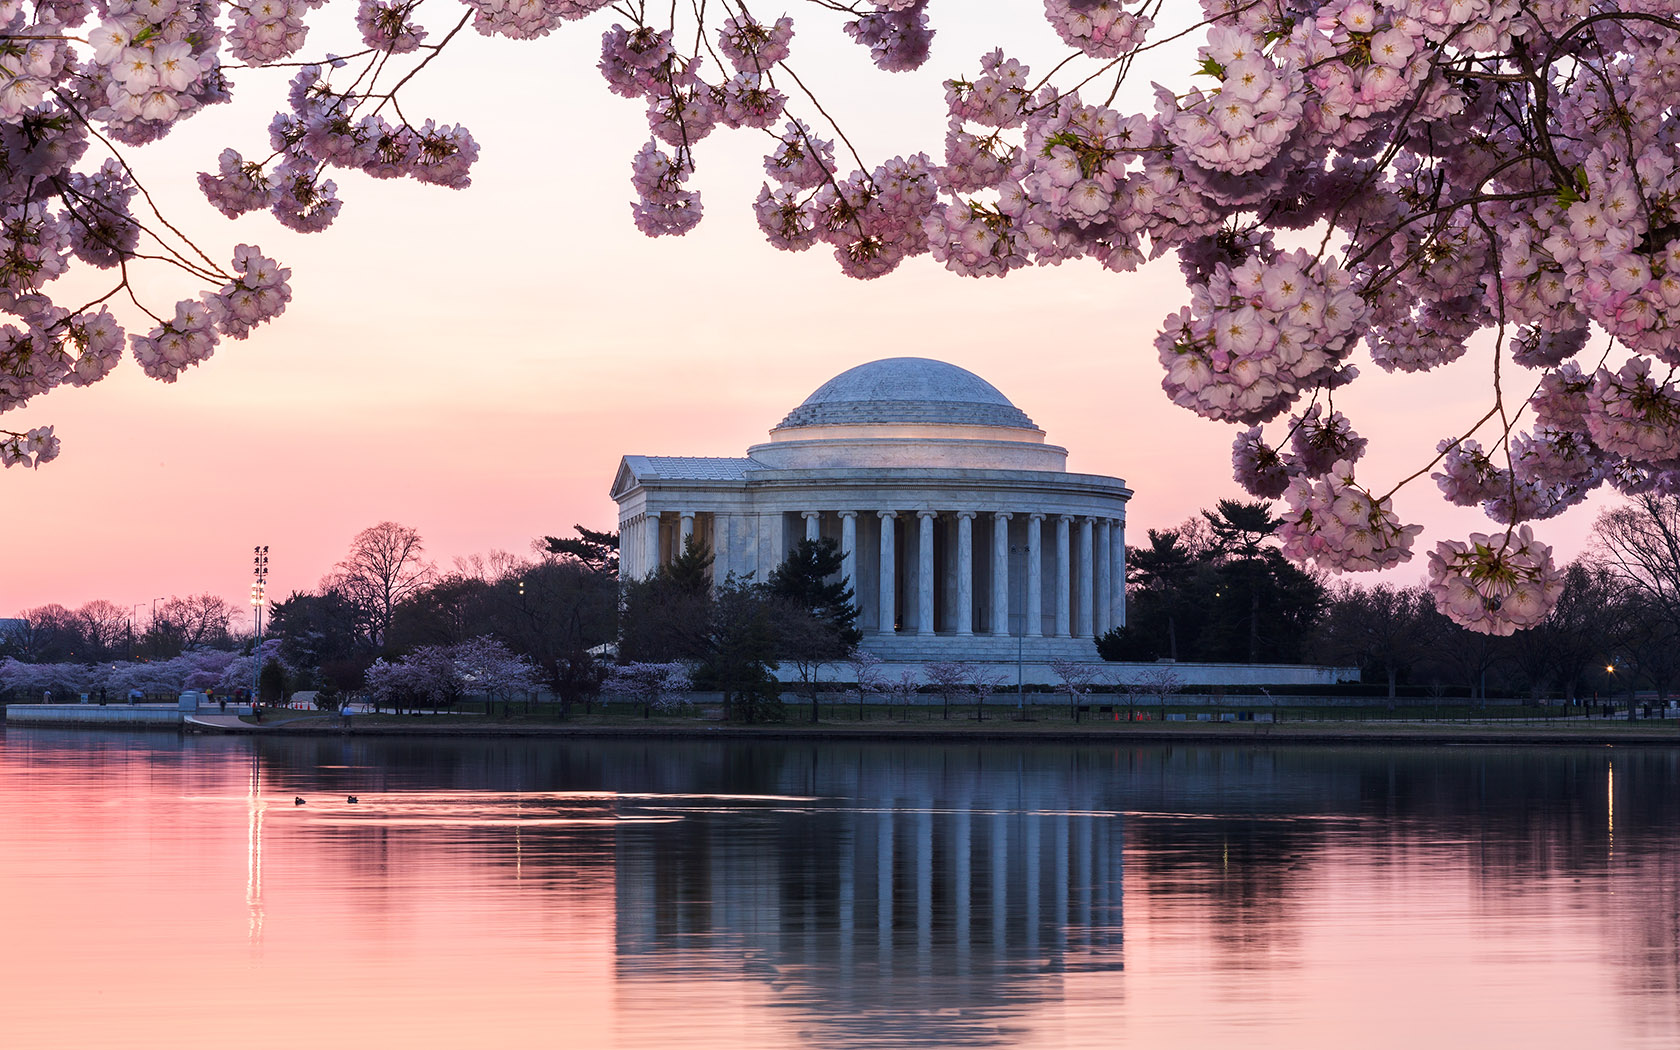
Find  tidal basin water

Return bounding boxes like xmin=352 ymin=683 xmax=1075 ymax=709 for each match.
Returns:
xmin=4 ymin=731 xmax=1679 ymax=1049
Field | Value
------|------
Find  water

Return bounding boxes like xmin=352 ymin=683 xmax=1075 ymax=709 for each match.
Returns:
xmin=2 ymin=730 xmax=1677 ymax=1049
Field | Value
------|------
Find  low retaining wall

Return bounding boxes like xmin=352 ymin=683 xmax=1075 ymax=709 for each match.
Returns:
xmin=769 ymin=660 xmax=1360 ymax=688
xmin=6 ymin=704 xmax=184 ymax=726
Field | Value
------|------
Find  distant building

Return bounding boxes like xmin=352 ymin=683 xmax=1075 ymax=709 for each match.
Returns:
xmin=611 ymin=358 xmax=1129 ymax=669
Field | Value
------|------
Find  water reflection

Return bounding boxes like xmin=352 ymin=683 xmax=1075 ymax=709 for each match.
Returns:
xmin=5 ymin=730 xmax=1680 ymax=1048
xmin=611 ymin=796 xmax=1123 ymax=1047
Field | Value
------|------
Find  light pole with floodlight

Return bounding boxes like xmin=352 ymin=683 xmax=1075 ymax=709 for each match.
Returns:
xmin=250 ymin=546 xmax=269 ymax=703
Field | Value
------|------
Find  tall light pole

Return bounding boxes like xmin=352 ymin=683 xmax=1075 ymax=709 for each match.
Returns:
xmin=250 ymin=546 xmax=269 ymax=703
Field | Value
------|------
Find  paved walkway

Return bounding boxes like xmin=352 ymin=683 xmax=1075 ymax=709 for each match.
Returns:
xmin=183 ymin=713 xmax=261 ymax=731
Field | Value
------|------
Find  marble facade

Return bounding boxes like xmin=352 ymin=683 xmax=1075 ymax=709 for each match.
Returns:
xmin=611 ymin=358 xmax=1131 ymax=666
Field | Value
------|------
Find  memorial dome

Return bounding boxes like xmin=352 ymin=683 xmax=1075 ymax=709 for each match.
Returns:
xmin=775 ymin=358 xmax=1038 ymax=431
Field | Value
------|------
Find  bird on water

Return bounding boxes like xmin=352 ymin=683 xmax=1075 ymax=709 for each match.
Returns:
xmin=294 ymin=797 xmax=306 ymax=805
xmin=347 ymin=796 xmax=359 ymax=804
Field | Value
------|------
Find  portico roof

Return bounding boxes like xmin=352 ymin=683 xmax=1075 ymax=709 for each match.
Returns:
xmin=611 ymin=455 xmax=765 ymax=499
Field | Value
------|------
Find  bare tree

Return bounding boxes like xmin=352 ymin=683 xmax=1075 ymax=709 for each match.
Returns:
xmin=1505 ymin=562 xmax=1617 ymax=702
xmin=924 ymin=660 xmax=969 ymax=721
xmin=328 ymin=522 xmax=435 ymax=650
xmin=1595 ymin=493 xmax=1680 ymax=631
xmin=891 ymin=670 xmax=919 ymax=721
xmin=969 ymin=665 xmax=1010 ymax=722
xmin=76 ymin=600 xmax=130 ymax=661
xmin=1050 ymin=658 xmax=1102 ymax=721
xmin=155 ymin=594 xmax=235 ymax=649
xmin=848 ymin=648 xmax=886 ymax=719
xmin=1313 ymin=582 xmax=1442 ymax=699
xmin=10 ymin=605 xmax=84 ymax=662
xmin=1123 ymin=666 xmax=1184 ymax=722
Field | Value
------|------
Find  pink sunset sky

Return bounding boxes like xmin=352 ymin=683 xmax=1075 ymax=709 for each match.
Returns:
xmin=0 ymin=3 xmax=1619 ymax=620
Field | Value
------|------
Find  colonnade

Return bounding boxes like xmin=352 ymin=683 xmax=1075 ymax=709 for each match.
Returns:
xmin=859 ymin=509 xmax=1124 ymax=639
xmin=634 ymin=506 xmax=1126 ymax=640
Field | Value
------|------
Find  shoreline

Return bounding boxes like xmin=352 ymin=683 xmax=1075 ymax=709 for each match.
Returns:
xmin=9 ymin=703 xmax=1680 ymax=746
xmin=27 ymin=714 xmax=1680 ymax=747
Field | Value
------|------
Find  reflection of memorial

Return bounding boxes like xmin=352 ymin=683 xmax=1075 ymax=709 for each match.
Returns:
xmin=612 ymin=784 xmax=1124 ymax=1046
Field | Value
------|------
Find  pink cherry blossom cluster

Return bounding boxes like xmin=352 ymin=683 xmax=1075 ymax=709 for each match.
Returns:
xmin=84 ymin=0 xmax=227 ymax=144
xmin=631 ymin=140 xmax=700 ymax=237
xmin=1289 ymin=404 xmax=1366 ymax=474
xmin=808 ymin=154 xmax=939 ymax=279
xmin=197 ymin=148 xmax=279 ymax=218
xmin=763 ymin=121 xmax=834 ymax=190
xmin=1157 ymin=249 xmax=1364 ymax=425
xmin=719 ymin=14 xmax=793 ymax=71
xmin=1585 ymin=358 xmax=1680 ymax=470
xmin=206 ymin=245 xmax=291 ymax=340
xmin=66 ymin=160 xmax=140 ymax=267
xmin=225 ymin=0 xmax=320 ymax=64
xmin=0 ymin=425 xmax=59 ymax=468
xmin=1042 ymin=0 xmax=1151 ymax=59
xmin=0 ymin=299 xmax=125 ymax=415
xmin=1279 ymin=459 xmax=1423 ymax=573
xmin=1432 ymin=438 xmax=1504 ymax=507
xmin=0 ymin=22 xmax=64 ymax=119
xmin=1425 ymin=526 xmax=1566 ymax=636
xmin=1231 ymin=426 xmax=1290 ymax=499
xmin=356 ymin=0 xmax=426 ymax=53
xmin=462 ymin=0 xmax=611 ymax=41
xmin=1161 ymin=28 xmax=1304 ymax=177
xmin=843 ymin=2 xmax=934 ymax=73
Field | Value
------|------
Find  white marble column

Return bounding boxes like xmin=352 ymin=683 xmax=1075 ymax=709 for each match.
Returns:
xmin=991 ymin=513 xmax=1011 ymax=636
xmin=713 ymin=513 xmax=731 ymax=580
xmin=1026 ymin=513 xmax=1043 ymax=637
xmin=1055 ymin=515 xmax=1072 ymax=637
xmin=917 ymin=510 xmax=936 ymax=635
xmin=839 ymin=511 xmax=858 ymax=612
xmin=645 ymin=513 xmax=662 ymax=578
xmin=803 ymin=510 xmax=821 ymax=543
xmin=679 ymin=511 xmax=695 ymax=553
xmin=878 ymin=511 xmax=897 ymax=634
xmin=1110 ymin=518 xmax=1127 ymax=628
xmin=955 ymin=511 xmax=975 ymax=636
xmin=1077 ymin=516 xmax=1094 ymax=638
xmin=1095 ymin=520 xmax=1112 ymax=636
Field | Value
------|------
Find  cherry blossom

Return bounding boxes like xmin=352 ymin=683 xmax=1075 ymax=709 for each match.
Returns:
xmin=4 ymin=0 xmax=1680 ymax=637
xmin=1278 ymin=460 xmax=1422 ymax=574
xmin=1425 ymin=526 xmax=1566 ymax=636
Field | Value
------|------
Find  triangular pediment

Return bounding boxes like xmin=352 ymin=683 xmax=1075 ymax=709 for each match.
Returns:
xmin=609 ymin=457 xmax=645 ymax=501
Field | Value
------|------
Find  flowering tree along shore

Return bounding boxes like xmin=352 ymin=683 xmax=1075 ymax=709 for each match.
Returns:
xmin=3 ymin=1 xmax=1679 ymax=632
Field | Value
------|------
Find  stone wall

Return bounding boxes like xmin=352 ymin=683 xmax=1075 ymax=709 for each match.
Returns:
xmin=6 ymin=704 xmax=184 ymax=726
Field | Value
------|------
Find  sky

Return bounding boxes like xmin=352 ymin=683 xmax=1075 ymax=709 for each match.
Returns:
xmin=0 ymin=1 xmax=1621 ymax=622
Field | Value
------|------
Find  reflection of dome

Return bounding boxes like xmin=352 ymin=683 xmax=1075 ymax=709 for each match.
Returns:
xmin=775 ymin=358 xmax=1037 ymax=431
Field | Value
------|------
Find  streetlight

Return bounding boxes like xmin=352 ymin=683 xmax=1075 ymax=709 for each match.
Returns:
xmin=250 ymin=546 xmax=269 ymax=703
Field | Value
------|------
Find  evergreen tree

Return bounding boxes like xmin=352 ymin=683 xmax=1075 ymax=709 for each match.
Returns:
xmin=1100 ymin=499 xmax=1325 ymax=664
xmin=768 ymin=538 xmax=861 ymax=648
xmin=701 ymin=577 xmax=784 ymax=723
xmin=257 ymin=658 xmax=287 ymax=703
xmin=544 ymin=525 xmax=621 ymax=577
xmin=618 ymin=538 xmax=715 ymax=662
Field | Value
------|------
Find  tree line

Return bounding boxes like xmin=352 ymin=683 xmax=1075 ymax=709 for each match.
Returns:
xmin=8 ymin=492 xmax=1680 ymax=708
xmin=1107 ymin=495 xmax=1680 ymax=703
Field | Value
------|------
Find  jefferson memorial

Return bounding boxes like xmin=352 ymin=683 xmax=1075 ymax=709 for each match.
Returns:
xmin=610 ymin=358 xmax=1129 ymax=671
